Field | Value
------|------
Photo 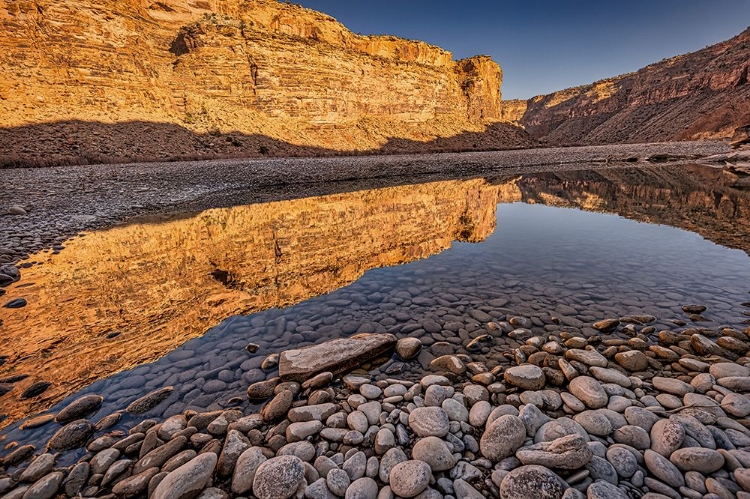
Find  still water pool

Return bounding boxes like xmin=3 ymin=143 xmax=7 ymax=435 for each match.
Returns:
xmin=2 ymin=163 xmax=750 ymax=452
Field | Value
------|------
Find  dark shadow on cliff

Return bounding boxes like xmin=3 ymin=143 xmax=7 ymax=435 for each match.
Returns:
xmin=377 ymin=122 xmax=534 ymax=154
xmin=0 ymin=120 xmax=536 ymax=169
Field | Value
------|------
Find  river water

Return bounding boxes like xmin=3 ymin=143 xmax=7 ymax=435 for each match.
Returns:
xmin=2 ymin=163 xmax=750 ymax=456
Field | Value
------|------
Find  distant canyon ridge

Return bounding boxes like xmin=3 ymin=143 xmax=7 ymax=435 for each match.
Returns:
xmin=500 ymin=27 xmax=750 ymax=146
xmin=0 ymin=0 xmax=748 ymax=167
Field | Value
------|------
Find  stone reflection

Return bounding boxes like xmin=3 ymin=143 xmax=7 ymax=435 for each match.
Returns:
xmin=0 ymin=178 xmax=519 ymax=425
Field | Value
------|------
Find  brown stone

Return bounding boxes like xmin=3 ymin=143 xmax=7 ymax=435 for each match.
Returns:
xmin=614 ymin=351 xmax=648 ymax=372
xmin=395 ymin=338 xmax=422 ymax=360
xmin=46 ymin=420 xmax=94 ymax=451
xmin=593 ymin=319 xmax=620 ymax=332
xmin=279 ymin=334 xmax=397 ymax=382
xmin=261 ymin=391 xmax=294 ymax=422
xmin=133 ymin=436 xmax=188 ymax=474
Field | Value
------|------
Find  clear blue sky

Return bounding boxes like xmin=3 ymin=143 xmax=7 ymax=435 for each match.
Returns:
xmin=294 ymin=0 xmax=750 ymax=100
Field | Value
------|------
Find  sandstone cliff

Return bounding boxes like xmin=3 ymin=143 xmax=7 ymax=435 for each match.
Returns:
xmin=501 ymin=27 xmax=750 ymax=144
xmin=0 ymin=0 xmax=532 ymax=167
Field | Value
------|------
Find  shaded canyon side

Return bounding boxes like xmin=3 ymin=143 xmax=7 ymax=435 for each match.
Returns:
xmin=0 ymin=0 xmax=533 ymax=167
xmin=501 ymin=27 xmax=750 ymax=145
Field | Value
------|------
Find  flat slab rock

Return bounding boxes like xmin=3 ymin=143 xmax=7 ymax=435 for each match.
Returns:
xmin=279 ymin=333 xmax=397 ymax=382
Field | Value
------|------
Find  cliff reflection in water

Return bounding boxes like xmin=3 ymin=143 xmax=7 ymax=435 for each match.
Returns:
xmin=517 ymin=164 xmax=750 ymax=255
xmin=0 ymin=178 xmax=519 ymax=423
xmin=1 ymin=163 xmax=750 ymax=425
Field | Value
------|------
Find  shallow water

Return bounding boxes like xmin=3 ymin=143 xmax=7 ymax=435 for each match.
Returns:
xmin=2 ymin=163 xmax=750 ymax=455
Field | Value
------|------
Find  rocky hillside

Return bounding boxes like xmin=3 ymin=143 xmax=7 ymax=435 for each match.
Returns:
xmin=502 ymin=27 xmax=750 ymax=145
xmin=0 ymin=0 xmax=533 ymax=167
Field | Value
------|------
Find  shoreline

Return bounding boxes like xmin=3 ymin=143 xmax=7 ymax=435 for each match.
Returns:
xmin=2 ymin=303 xmax=750 ymax=499
xmin=0 ymin=141 xmax=730 ymax=271
xmin=0 ymin=141 xmax=738 ymax=429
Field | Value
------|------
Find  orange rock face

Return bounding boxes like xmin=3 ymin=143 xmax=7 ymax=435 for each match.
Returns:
xmin=501 ymin=28 xmax=750 ymax=144
xmin=0 ymin=0 xmax=528 ymax=166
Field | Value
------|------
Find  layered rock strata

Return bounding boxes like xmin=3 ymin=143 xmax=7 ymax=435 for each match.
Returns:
xmin=0 ymin=0 xmax=532 ymax=166
xmin=502 ymin=27 xmax=750 ymax=144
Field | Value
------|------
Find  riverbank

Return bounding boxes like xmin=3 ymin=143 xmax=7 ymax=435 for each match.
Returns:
xmin=1 ymin=140 xmax=747 ymax=499
xmin=0 ymin=141 xmax=738 ymax=429
xmin=2 ymin=306 xmax=750 ymax=499
xmin=0 ymin=141 xmax=728 ymax=270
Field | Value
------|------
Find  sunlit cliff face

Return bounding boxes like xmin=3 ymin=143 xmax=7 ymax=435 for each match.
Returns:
xmin=500 ymin=28 xmax=750 ymax=143
xmin=0 ymin=0 xmax=509 ymax=169
xmin=0 ymin=178 xmax=517 ymax=426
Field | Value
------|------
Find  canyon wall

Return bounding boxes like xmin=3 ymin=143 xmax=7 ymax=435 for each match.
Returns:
xmin=502 ymin=27 xmax=750 ymax=144
xmin=0 ymin=0 xmax=532 ymax=167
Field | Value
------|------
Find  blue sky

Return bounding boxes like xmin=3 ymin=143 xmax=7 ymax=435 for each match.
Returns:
xmin=294 ymin=0 xmax=750 ymax=99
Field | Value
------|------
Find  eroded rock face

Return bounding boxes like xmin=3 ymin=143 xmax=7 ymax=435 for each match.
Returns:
xmin=279 ymin=334 xmax=397 ymax=382
xmin=0 ymin=0 xmax=533 ymax=166
xmin=501 ymin=27 xmax=750 ymax=144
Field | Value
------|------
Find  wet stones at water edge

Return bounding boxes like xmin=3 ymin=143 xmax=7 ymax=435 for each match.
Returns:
xmin=0 ymin=266 xmax=20 ymax=288
xmin=126 ymin=387 xmax=175 ymax=414
xmin=5 ymin=312 xmax=750 ymax=498
xmin=19 ymin=382 xmax=52 ymax=400
xmin=46 ymin=419 xmax=95 ymax=451
xmin=278 ymin=333 xmax=397 ymax=382
xmin=54 ymin=395 xmax=103 ymax=423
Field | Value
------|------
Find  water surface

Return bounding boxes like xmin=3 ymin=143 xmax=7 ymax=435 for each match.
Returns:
xmin=2 ymin=162 xmax=750 ymax=448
